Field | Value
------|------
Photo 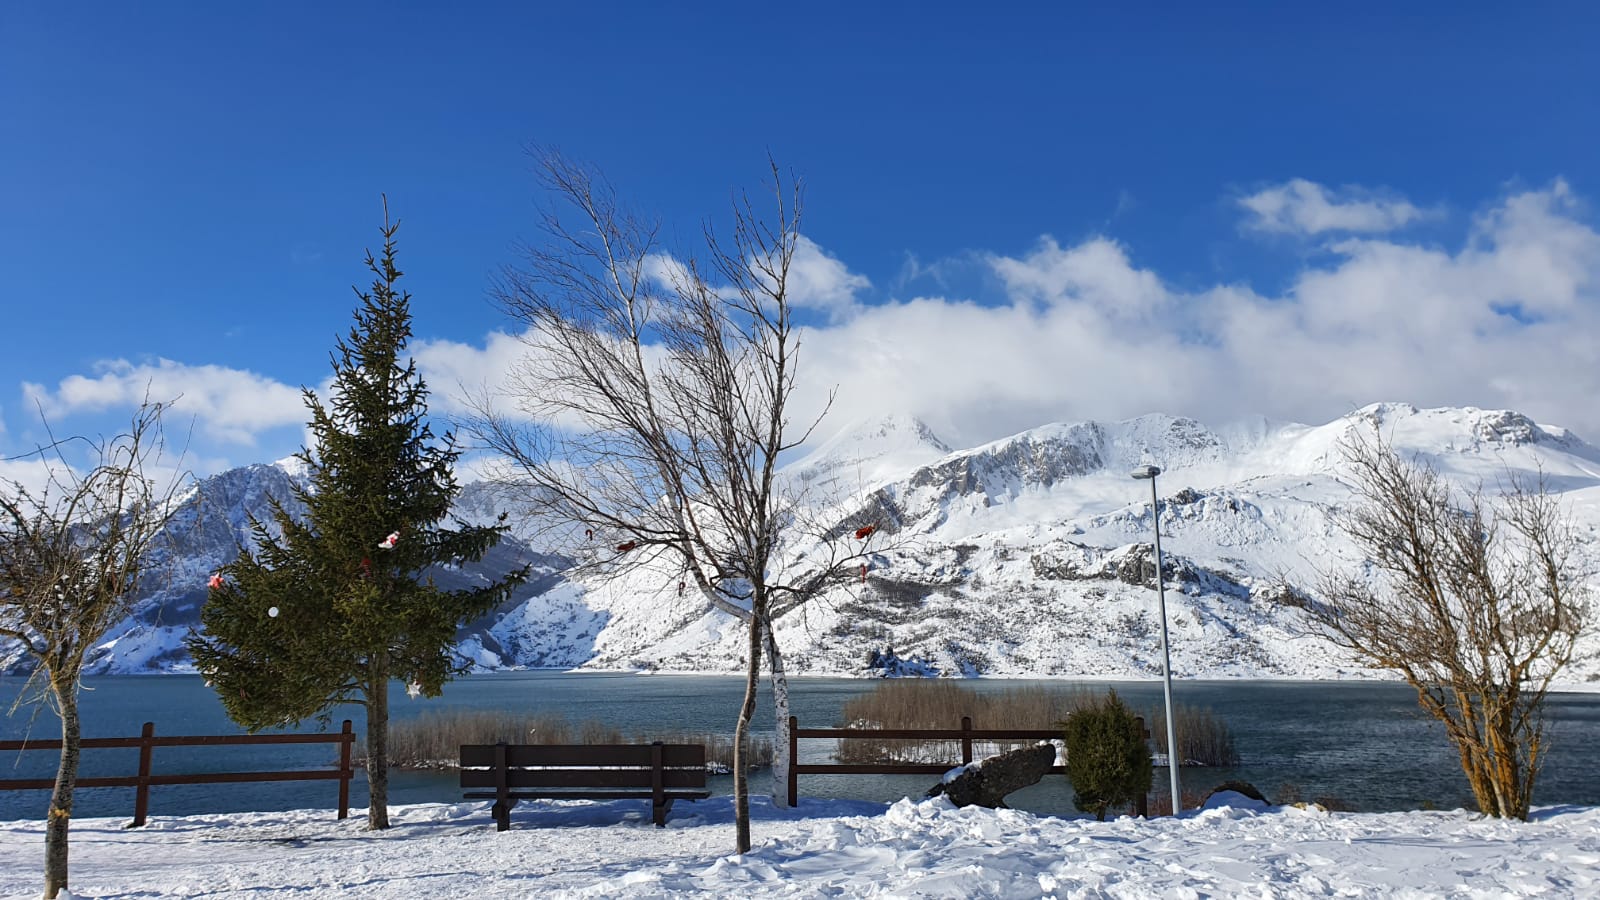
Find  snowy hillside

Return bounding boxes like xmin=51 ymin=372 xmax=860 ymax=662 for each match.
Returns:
xmin=784 ymin=413 xmax=954 ymax=503
xmin=6 ymin=403 xmax=1599 ymax=682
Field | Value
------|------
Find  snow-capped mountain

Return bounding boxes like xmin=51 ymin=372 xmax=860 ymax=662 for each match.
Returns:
xmin=785 ymin=412 xmax=953 ymax=504
xmin=7 ymin=403 xmax=1599 ymax=682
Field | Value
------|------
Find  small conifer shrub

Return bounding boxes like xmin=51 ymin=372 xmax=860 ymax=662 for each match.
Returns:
xmin=1062 ymin=690 xmax=1152 ymax=821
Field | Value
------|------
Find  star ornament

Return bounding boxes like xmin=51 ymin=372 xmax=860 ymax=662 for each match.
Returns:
xmin=208 ymin=573 xmax=224 ymax=590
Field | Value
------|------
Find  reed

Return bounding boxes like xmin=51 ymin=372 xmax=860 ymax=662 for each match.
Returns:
xmin=1145 ymin=786 xmax=1210 ymax=817
xmin=834 ymin=681 xmax=1241 ymax=768
xmin=1271 ymin=781 xmax=1356 ymax=811
xmin=835 ymin=681 xmax=1099 ymax=764
xmin=1146 ymin=703 xmax=1241 ymax=767
xmin=379 ymin=709 xmax=772 ymax=772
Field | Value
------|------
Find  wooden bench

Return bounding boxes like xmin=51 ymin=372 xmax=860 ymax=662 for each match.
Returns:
xmin=459 ymin=742 xmax=710 ymax=831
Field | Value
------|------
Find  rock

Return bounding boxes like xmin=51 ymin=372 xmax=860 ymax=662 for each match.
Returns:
xmin=927 ymin=743 xmax=1057 ymax=809
xmin=1201 ymin=790 xmax=1269 ymax=812
xmin=1203 ymin=780 xmax=1268 ymax=807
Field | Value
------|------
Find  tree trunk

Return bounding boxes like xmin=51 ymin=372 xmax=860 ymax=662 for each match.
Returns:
xmin=764 ymin=622 xmax=792 ymax=806
xmin=1482 ymin=695 xmax=1524 ymax=819
xmin=365 ymin=664 xmax=391 ymax=830
xmin=43 ymin=680 xmax=80 ymax=899
xmin=733 ymin=611 xmax=763 ymax=854
xmin=1442 ymin=689 xmax=1499 ymax=818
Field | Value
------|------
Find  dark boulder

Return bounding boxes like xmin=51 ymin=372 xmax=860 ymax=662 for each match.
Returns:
xmin=1203 ymin=780 xmax=1267 ymax=806
xmin=927 ymin=743 xmax=1057 ymax=809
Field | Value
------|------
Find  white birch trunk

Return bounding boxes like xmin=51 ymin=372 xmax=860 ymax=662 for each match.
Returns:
xmin=764 ymin=621 xmax=793 ymax=806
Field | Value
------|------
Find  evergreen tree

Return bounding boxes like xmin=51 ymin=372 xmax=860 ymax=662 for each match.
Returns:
xmin=188 ymin=203 xmax=522 ymax=829
xmin=1063 ymin=690 xmax=1153 ymax=821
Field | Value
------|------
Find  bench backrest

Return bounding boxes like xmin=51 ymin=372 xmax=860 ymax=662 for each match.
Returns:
xmin=460 ymin=743 xmax=707 ymax=790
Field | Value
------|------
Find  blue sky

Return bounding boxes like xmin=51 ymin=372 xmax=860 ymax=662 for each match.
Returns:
xmin=5 ymin=2 xmax=1600 ymax=480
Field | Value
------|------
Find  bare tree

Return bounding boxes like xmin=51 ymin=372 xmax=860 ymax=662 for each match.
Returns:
xmin=0 ymin=401 xmax=186 ymax=898
xmin=1301 ymin=430 xmax=1590 ymax=820
xmin=471 ymin=152 xmax=877 ymax=853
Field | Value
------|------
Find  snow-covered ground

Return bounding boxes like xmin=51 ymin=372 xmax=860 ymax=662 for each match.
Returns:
xmin=4 ymin=794 xmax=1598 ymax=898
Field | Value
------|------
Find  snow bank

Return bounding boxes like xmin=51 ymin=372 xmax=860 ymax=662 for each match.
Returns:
xmin=3 ymin=796 xmax=1598 ymax=898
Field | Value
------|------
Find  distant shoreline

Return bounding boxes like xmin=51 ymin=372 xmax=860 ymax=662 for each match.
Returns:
xmin=12 ymin=668 xmax=1599 ymax=693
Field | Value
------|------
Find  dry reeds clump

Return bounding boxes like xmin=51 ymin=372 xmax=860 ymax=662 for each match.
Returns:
xmin=835 ymin=681 xmax=1240 ymax=768
xmin=836 ymin=681 xmax=1099 ymax=764
xmin=1272 ymin=781 xmax=1356 ymax=812
xmin=379 ymin=709 xmax=772 ymax=772
xmin=1145 ymin=786 xmax=1210 ymax=817
xmin=1146 ymin=704 xmax=1240 ymax=767
xmin=689 ymin=732 xmax=774 ymax=773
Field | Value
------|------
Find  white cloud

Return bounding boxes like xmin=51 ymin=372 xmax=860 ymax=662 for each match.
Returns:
xmin=413 ymin=330 xmax=530 ymax=416
xmin=787 ymin=235 xmax=871 ymax=317
xmin=31 ymin=183 xmax=1595 ymax=481
xmin=414 ymin=326 xmax=664 ymax=438
xmin=1240 ymin=178 xmax=1427 ymax=235
xmin=0 ymin=427 xmax=200 ymax=501
xmin=0 ymin=457 xmax=59 ymax=498
xmin=429 ymin=193 xmax=1600 ymax=457
xmin=642 ymin=252 xmax=696 ymax=295
xmin=643 ymin=239 xmax=868 ymax=320
xmin=991 ymin=237 xmax=1170 ymax=321
xmin=787 ymin=182 xmax=1600 ymax=448
xmin=22 ymin=359 xmax=306 ymax=446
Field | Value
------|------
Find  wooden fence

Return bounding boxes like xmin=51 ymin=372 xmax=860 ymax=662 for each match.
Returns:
xmin=788 ymin=715 xmax=1148 ymax=816
xmin=0 ymin=720 xmax=356 ymax=826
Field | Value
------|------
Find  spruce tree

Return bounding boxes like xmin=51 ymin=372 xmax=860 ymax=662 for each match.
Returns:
xmin=188 ymin=203 xmax=521 ymax=829
xmin=1063 ymin=690 xmax=1153 ymax=821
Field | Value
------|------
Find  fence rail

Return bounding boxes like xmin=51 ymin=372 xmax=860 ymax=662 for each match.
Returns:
xmin=0 ymin=720 xmax=356 ymax=826
xmin=788 ymin=714 xmax=1148 ymax=816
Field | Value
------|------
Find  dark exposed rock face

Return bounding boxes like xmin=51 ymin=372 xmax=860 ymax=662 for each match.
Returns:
xmin=1027 ymin=540 xmax=1250 ymax=599
xmin=1473 ymin=410 xmax=1543 ymax=446
xmin=927 ymin=743 xmax=1057 ymax=809
xmin=908 ymin=425 xmax=1106 ymax=499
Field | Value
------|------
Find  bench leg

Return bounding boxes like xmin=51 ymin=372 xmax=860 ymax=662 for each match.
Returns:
xmin=652 ymin=797 xmax=675 ymax=828
xmin=492 ymin=799 xmax=516 ymax=832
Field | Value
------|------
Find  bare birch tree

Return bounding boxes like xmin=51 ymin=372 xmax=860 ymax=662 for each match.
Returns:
xmin=0 ymin=401 xmax=186 ymax=898
xmin=1301 ymin=430 xmax=1590 ymax=820
xmin=471 ymin=152 xmax=877 ymax=853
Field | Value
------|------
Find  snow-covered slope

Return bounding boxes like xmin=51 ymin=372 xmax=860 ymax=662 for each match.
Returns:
xmin=783 ymin=413 xmax=953 ymax=503
xmin=8 ymin=403 xmax=1599 ymax=682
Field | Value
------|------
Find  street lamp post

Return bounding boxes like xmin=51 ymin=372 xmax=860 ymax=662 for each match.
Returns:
xmin=1132 ymin=464 xmax=1182 ymax=814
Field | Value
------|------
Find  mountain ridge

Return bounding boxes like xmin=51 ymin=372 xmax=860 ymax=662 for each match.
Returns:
xmin=6 ymin=403 xmax=1598 ymax=683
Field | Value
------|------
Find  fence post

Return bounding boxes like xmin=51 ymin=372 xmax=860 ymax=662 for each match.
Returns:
xmin=960 ymin=716 xmax=973 ymax=765
xmin=787 ymin=716 xmax=799 ymax=807
xmin=129 ymin=722 xmax=155 ymax=828
xmin=337 ymin=720 xmax=353 ymax=820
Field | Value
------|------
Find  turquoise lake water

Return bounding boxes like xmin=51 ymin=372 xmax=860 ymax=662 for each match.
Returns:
xmin=3 ymin=673 xmax=1597 ymax=821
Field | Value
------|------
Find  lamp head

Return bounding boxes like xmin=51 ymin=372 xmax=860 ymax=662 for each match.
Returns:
xmin=1131 ymin=465 xmax=1161 ymax=480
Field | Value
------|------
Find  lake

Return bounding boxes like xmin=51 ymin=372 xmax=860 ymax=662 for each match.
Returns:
xmin=3 ymin=673 xmax=1598 ymax=822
